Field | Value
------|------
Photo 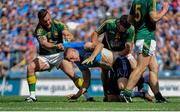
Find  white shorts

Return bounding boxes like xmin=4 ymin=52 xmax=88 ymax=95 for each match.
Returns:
xmin=135 ymin=39 xmax=156 ymax=56
xmin=101 ymin=48 xmax=114 ymax=67
xmin=37 ymin=52 xmax=64 ymax=71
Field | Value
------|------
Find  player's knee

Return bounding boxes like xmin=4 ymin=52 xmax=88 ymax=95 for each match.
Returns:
xmin=118 ymin=83 xmax=125 ymax=90
xmin=27 ymin=63 xmax=36 ymax=74
xmin=149 ymin=64 xmax=158 ymax=73
xmin=138 ymin=64 xmax=147 ymax=74
xmin=118 ymin=80 xmax=127 ymax=90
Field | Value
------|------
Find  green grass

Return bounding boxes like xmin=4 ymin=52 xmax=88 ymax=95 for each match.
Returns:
xmin=0 ymin=96 xmax=180 ymax=111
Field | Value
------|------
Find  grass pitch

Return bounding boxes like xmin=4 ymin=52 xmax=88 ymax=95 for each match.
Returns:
xmin=0 ymin=96 xmax=180 ymax=111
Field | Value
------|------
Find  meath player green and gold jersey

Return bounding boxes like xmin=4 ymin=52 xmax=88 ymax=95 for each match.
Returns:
xmin=34 ymin=19 xmax=67 ymax=55
xmin=130 ymin=0 xmax=156 ymax=40
xmin=96 ymin=18 xmax=135 ymax=51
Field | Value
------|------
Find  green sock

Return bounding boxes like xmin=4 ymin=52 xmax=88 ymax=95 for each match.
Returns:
xmin=124 ymin=89 xmax=132 ymax=97
xmin=29 ymin=83 xmax=36 ymax=91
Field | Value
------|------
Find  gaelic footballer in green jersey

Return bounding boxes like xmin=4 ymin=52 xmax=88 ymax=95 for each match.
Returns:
xmin=121 ymin=0 xmax=169 ymax=103
xmin=25 ymin=9 xmax=92 ymax=102
xmin=91 ymin=15 xmax=138 ymax=101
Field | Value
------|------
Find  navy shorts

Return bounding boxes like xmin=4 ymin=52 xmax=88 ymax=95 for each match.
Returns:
xmin=108 ymin=57 xmax=131 ymax=95
xmin=112 ymin=57 xmax=131 ymax=79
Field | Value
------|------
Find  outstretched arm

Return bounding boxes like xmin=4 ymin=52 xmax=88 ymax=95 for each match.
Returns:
xmin=82 ymin=42 xmax=104 ymax=64
xmin=150 ymin=0 xmax=169 ymax=22
xmin=68 ymin=69 xmax=91 ymax=99
xmin=39 ymin=36 xmax=64 ymax=50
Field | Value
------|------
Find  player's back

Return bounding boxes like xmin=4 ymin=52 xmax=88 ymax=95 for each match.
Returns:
xmin=130 ymin=0 xmax=156 ymax=36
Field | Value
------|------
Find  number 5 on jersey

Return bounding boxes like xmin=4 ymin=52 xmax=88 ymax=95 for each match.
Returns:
xmin=135 ymin=5 xmax=141 ymax=22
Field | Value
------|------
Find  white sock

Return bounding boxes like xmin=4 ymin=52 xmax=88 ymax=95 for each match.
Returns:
xmin=30 ymin=91 xmax=36 ymax=99
xmin=84 ymin=92 xmax=91 ymax=99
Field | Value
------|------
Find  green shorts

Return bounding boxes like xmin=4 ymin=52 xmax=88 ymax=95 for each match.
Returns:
xmin=135 ymin=39 xmax=156 ymax=56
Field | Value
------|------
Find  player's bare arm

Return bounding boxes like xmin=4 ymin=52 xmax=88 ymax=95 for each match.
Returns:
xmin=39 ymin=36 xmax=64 ymax=50
xmin=113 ymin=42 xmax=133 ymax=57
xmin=91 ymin=31 xmax=99 ymax=44
xmin=82 ymin=42 xmax=104 ymax=64
xmin=150 ymin=1 xmax=169 ymax=22
xmin=68 ymin=69 xmax=91 ymax=99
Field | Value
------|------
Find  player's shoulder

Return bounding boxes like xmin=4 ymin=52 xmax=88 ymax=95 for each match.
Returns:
xmin=34 ymin=24 xmax=45 ymax=35
xmin=53 ymin=19 xmax=64 ymax=25
xmin=104 ymin=18 xmax=116 ymax=24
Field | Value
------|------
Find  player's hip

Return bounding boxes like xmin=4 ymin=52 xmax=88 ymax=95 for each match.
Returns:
xmin=135 ymin=39 xmax=156 ymax=56
xmin=37 ymin=52 xmax=64 ymax=70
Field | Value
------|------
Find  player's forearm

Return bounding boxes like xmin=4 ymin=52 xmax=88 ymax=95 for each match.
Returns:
xmin=91 ymin=32 xmax=99 ymax=44
xmin=118 ymin=43 xmax=132 ymax=56
xmin=41 ymin=42 xmax=57 ymax=50
xmin=118 ymin=49 xmax=130 ymax=56
xmin=150 ymin=10 xmax=167 ymax=22
xmin=90 ymin=43 xmax=104 ymax=59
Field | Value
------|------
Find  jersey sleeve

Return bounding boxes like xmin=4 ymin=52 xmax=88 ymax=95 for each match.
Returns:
xmin=126 ymin=26 xmax=135 ymax=43
xmin=148 ymin=0 xmax=156 ymax=12
xmin=34 ymin=28 xmax=46 ymax=40
xmin=95 ymin=20 xmax=108 ymax=35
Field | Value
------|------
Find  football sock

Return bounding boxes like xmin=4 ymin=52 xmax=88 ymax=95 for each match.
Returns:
xmin=74 ymin=77 xmax=83 ymax=89
xmin=124 ymin=89 xmax=132 ymax=97
xmin=27 ymin=75 xmax=36 ymax=98
xmin=74 ymin=77 xmax=91 ymax=99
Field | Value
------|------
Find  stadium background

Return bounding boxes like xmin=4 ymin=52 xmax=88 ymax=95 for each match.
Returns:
xmin=0 ymin=0 xmax=179 ymax=97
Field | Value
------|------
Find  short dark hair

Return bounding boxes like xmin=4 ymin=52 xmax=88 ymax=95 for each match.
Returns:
xmin=116 ymin=15 xmax=131 ymax=29
xmin=38 ymin=9 xmax=48 ymax=20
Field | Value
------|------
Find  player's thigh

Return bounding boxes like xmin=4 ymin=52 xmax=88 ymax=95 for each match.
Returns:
xmin=28 ymin=57 xmax=50 ymax=72
xmin=117 ymin=78 xmax=128 ymax=89
xmin=60 ymin=59 xmax=75 ymax=79
xmin=127 ymin=54 xmax=137 ymax=70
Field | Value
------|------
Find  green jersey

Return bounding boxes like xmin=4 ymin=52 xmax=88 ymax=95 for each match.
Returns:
xmin=130 ymin=0 xmax=156 ymax=40
xmin=34 ymin=19 xmax=67 ymax=55
xmin=96 ymin=18 xmax=135 ymax=51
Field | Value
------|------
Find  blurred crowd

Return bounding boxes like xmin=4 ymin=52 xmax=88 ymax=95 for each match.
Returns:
xmin=0 ymin=0 xmax=180 ymax=77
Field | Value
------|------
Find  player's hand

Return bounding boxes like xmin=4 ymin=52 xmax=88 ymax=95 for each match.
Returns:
xmin=82 ymin=56 xmax=95 ymax=65
xmin=113 ymin=52 xmax=120 ymax=60
xmin=56 ymin=43 xmax=64 ymax=50
xmin=67 ymin=94 xmax=78 ymax=100
xmin=162 ymin=2 xmax=169 ymax=12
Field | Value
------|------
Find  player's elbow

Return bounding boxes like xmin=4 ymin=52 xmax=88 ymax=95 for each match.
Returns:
xmin=150 ymin=12 xmax=160 ymax=22
xmin=150 ymin=17 xmax=159 ymax=22
xmin=91 ymin=31 xmax=99 ymax=43
xmin=41 ymin=42 xmax=51 ymax=51
xmin=99 ymin=43 xmax=104 ymax=48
